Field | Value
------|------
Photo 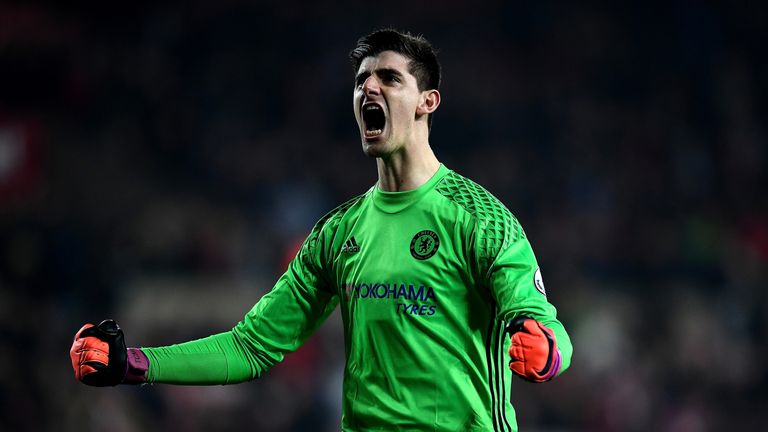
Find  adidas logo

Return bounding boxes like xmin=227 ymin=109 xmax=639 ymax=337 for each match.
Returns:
xmin=341 ymin=236 xmax=361 ymax=254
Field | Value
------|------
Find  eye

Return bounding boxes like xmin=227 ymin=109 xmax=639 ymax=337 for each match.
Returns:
xmin=355 ymin=73 xmax=369 ymax=87
xmin=383 ymin=73 xmax=400 ymax=84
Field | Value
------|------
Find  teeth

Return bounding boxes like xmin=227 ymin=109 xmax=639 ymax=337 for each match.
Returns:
xmin=364 ymin=129 xmax=383 ymax=137
xmin=364 ymin=105 xmax=381 ymax=111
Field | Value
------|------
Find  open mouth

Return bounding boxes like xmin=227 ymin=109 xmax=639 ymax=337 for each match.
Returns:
xmin=362 ymin=103 xmax=386 ymax=138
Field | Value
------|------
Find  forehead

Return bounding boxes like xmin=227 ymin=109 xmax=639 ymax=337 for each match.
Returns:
xmin=356 ymin=50 xmax=412 ymax=75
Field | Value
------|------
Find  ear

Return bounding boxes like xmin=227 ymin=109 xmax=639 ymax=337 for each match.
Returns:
xmin=416 ymin=89 xmax=441 ymax=117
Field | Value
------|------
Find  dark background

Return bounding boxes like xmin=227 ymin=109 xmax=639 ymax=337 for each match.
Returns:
xmin=1 ymin=1 xmax=766 ymax=431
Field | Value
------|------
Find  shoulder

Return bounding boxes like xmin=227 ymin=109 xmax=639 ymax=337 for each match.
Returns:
xmin=307 ymin=191 xmax=369 ymax=248
xmin=434 ymin=170 xmax=525 ymax=254
xmin=297 ymin=191 xmax=368 ymax=272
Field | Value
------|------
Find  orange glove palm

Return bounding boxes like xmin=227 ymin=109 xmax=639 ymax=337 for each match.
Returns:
xmin=507 ymin=317 xmax=561 ymax=382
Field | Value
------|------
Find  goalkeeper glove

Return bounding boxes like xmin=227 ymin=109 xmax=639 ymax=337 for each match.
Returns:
xmin=70 ymin=319 xmax=149 ymax=386
xmin=507 ymin=316 xmax=562 ymax=382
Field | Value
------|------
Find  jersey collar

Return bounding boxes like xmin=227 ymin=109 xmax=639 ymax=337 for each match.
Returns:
xmin=372 ymin=164 xmax=450 ymax=214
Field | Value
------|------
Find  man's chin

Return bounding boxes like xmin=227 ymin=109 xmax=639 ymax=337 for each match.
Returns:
xmin=362 ymin=144 xmax=385 ymax=158
xmin=361 ymin=136 xmax=389 ymax=158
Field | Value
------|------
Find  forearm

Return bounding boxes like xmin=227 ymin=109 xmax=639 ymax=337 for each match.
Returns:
xmin=142 ymin=331 xmax=268 ymax=385
xmin=141 ymin=284 xmax=338 ymax=385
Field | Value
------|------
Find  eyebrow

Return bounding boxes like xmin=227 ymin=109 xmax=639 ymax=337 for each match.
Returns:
xmin=355 ymin=67 xmax=405 ymax=84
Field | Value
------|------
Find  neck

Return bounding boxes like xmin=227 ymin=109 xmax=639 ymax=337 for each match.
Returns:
xmin=376 ymin=139 xmax=440 ymax=192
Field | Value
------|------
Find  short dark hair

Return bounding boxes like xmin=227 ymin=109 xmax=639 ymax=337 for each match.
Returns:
xmin=349 ymin=29 xmax=441 ymax=92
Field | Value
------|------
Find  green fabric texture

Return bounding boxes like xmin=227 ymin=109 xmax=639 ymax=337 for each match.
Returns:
xmin=142 ymin=164 xmax=572 ymax=432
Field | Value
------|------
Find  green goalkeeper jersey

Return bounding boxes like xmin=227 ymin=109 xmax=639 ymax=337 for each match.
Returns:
xmin=143 ymin=164 xmax=573 ymax=432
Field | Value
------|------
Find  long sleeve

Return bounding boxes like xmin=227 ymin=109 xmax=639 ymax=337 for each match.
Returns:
xmin=474 ymin=212 xmax=573 ymax=376
xmin=142 ymin=278 xmax=338 ymax=384
xmin=486 ymin=234 xmax=572 ymax=375
xmin=142 ymin=212 xmax=341 ymax=385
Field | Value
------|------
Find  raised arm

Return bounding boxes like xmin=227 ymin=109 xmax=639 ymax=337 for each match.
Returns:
xmin=71 ymin=212 xmax=341 ymax=386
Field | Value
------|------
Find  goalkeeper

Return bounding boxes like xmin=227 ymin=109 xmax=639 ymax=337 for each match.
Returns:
xmin=71 ymin=29 xmax=572 ymax=432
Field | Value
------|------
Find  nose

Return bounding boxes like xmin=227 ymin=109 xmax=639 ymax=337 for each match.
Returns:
xmin=362 ymin=75 xmax=380 ymax=96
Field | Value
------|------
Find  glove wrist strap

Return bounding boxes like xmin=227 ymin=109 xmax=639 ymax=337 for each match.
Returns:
xmin=123 ymin=348 xmax=149 ymax=385
xmin=540 ymin=348 xmax=562 ymax=381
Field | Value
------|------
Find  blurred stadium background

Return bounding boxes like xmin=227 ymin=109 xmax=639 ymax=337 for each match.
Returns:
xmin=1 ymin=1 xmax=766 ymax=431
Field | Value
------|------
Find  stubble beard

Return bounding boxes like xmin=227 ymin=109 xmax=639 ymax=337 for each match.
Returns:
xmin=362 ymin=135 xmax=403 ymax=159
xmin=361 ymin=128 xmax=393 ymax=158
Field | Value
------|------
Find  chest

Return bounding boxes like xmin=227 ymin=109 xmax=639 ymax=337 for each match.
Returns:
xmin=331 ymin=206 xmax=475 ymax=318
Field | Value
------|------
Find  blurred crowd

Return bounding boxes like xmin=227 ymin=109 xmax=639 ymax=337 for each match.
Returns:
xmin=1 ymin=1 xmax=766 ymax=431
